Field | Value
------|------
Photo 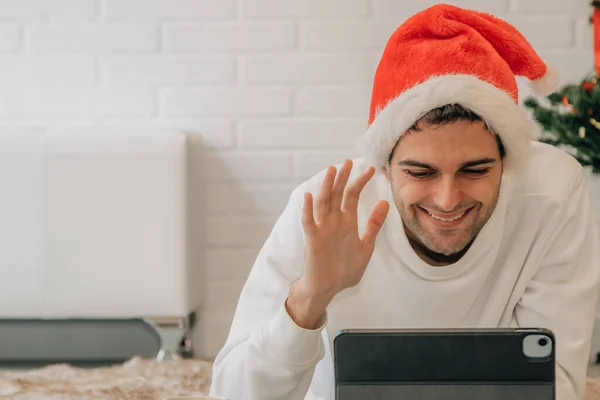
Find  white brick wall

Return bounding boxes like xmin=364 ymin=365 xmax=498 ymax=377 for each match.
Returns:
xmin=104 ymin=0 xmax=237 ymax=21
xmin=27 ymin=23 xmax=159 ymax=53
xmin=162 ymin=88 xmax=292 ymax=117
xmin=0 ymin=0 xmax=595 ymax=359
xmin=164 ymin=23 xmax=296 ymax=53
xmin=104 ymin=56 xmax=236 ymax=86
xmin=240 ymin=0 xmax=370 ymax=19
xmin=0 ymin=0 xmax=97 ymax=20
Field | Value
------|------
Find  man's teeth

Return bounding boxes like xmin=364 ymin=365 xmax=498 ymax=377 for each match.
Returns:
xmin=427 ymin=210 xmax=466 ymax=222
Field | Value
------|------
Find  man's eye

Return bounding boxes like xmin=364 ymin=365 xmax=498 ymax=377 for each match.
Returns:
xmin=462 ymin=168 xmax=489 ymax=175
xmin=405 ymin=170 xmax=435 ymax=178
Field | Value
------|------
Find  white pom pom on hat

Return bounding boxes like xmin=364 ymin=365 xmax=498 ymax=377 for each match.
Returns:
xmin=530 ymin=62 xmax=560 ymax=97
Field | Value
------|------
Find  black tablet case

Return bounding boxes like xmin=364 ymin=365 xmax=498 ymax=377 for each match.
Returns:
xmin=333 ymin=329 xmax=555 ymax=400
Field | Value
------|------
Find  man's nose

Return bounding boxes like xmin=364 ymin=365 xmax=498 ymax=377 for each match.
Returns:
xmin=432 ymin=176 xmax=463 ymax=212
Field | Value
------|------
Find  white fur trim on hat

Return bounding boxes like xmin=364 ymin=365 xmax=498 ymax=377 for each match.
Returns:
xmin=360 ymin=74 xmax=534 ymax=175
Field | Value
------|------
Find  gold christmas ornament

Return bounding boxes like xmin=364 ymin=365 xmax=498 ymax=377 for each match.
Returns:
xmin=579 ymin=126 xmax=586 ymax=138
xmin=590 ymin=118 xmax=600 ymax=130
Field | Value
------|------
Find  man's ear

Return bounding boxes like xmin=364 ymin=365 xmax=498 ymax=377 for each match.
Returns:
xmin=384 ymin=141 xmax=400 ymax=182
xmin=383 ymin=164 xmax=391 ymax=181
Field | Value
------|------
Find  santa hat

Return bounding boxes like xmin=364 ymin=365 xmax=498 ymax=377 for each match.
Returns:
xmin=361 ymin=4 xmax=559 ymax=173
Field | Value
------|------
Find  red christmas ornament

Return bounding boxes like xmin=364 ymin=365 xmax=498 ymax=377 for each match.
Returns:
xmin=595 ymin=6 xmax=600 ymax=75
xmin=582 ymin=81 xmax=596 ymax=91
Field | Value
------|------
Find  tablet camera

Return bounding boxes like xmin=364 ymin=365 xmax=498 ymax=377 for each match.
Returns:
xmin=523 ymin=334 xmax=552 ymax=359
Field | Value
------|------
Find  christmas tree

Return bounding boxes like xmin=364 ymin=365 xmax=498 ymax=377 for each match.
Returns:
xmin=523 ymin=2 xmax=600 ymax=173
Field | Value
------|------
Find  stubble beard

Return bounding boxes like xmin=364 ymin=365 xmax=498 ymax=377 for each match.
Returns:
xmin=392 ymin=185 xmax=500 ymax=257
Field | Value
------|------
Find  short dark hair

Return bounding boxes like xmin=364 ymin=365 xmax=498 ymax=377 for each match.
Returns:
xmin=388 ymin=103 xmax=506 ymax=164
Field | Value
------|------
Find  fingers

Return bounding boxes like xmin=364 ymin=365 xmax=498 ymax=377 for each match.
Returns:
xmin=342 ymin=165 xmax=376 ymax=213
xmin=315 ymin=166 xmax=336 ymax=223
xmin=329 ymin=160 xmax=353 ymax=212
xmin=302 ymin=192 xmax=317 ymax=235
xmin=361 ymin=200 xmax=390 ymax=247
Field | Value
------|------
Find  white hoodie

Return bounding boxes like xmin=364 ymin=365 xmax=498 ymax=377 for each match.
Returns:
xmin=210 ymin=141 xmax=600 ymax=400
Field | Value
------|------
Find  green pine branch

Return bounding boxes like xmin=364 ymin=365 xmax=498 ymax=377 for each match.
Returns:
xmin=520 ymin=2 xmax=600 ymax=171
xmin=524 ymin=74 xmax=600 ymax=173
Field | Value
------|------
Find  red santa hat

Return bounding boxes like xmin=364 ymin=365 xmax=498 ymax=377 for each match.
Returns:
xmin=361 ymin=4 xmax=559 ymax=173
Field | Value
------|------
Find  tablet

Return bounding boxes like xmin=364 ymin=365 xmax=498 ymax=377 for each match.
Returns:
xmin=333 ymin=328 xmax=555 ymax=400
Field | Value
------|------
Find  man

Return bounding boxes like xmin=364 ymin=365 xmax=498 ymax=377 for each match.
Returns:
xmin=210 ymin=4 xmax=600 ymax=400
